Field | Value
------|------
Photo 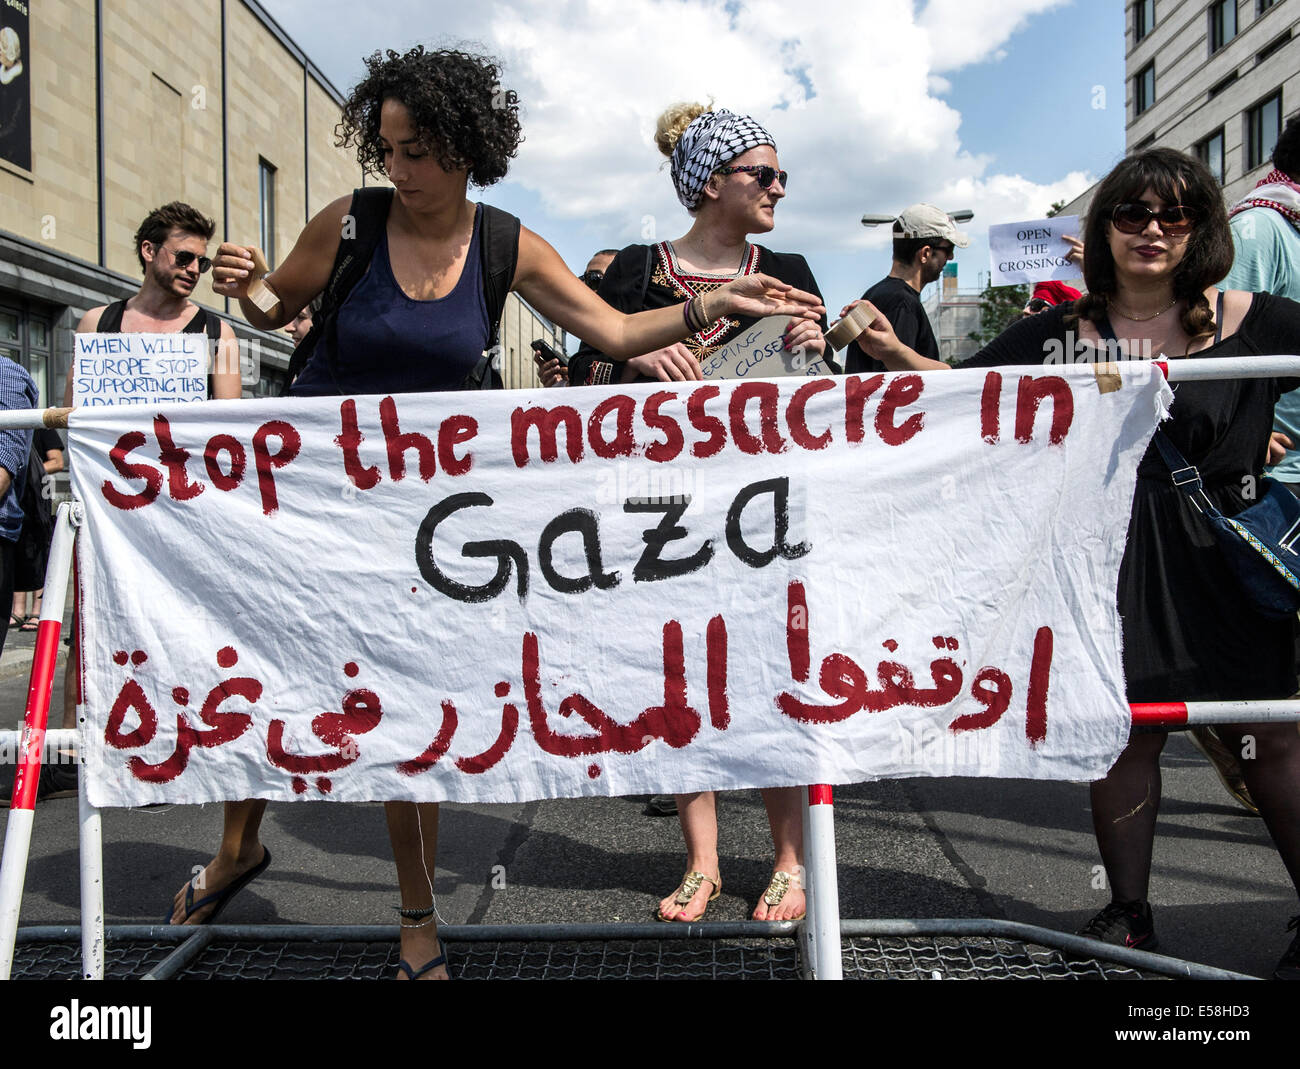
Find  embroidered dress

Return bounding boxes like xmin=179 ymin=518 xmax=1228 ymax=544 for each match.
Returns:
xmin=569 ymin=241 xmax=827 ymax=386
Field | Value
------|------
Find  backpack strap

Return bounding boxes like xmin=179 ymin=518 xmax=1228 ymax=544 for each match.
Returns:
xmin=281 ymin=187 xmax=394 ymax=394
xmin=463 ymin=203 xmax=521 ymax=390
xmin=96 ymin=301 xmax=127 ymax=332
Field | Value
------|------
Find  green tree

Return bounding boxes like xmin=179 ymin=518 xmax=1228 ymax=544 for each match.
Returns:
xmin=968 ymin=281 xmax=1030 ymax=346
xmin=1046 ymin=200 xmax=1066 ymax=218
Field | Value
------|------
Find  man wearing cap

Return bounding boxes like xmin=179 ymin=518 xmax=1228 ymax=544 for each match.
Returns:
xmin=846 ymin=204 xmax=969 ymax=373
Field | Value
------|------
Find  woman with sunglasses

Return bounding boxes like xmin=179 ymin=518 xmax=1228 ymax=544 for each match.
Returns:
xmin=851 ymin=147 xmax=1300 ymax=979
xmin=187 ymin=51 xmax=822 ymax=980
xmin=568 ymin=102 xmax=828 ymax=925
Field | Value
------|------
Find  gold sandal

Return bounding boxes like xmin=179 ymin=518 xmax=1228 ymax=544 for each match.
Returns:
xmin=758 ymin=870 xmax=805 ymax=921
xmin=656 ymin=870 xmax=721 ymax=922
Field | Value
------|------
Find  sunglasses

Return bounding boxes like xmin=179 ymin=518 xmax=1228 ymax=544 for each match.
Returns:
xmin=580 ymin=269 xmax=604 ymax=291
xmin=154 ymin=243 xmax=213 ymax=273
xmin=715 ymin=165 xmax=788 ymax=190
xmin=1110 ymin=202 xmax=1196 ymax=236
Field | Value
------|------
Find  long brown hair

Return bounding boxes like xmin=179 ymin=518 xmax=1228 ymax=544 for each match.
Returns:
xmin=1071 ymin=148 xmax=1233 ymax=339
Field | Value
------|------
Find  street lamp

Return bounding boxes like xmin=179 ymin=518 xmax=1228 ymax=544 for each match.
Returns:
xmin=861 ymin=209 xmax=974 ymax=227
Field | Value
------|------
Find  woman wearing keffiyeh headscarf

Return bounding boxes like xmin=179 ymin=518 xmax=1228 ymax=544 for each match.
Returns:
xmin=569 ymin=103 xmax=830 ymax=925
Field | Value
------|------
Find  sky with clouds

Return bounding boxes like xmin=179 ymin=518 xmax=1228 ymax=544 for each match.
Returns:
xmin=260 ymin=0 xmax=1125 ymax=314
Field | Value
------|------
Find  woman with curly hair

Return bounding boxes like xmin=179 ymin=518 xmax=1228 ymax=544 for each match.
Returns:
xmin=569 ymin=101 xmax=827 ymax=925
xmin=171 ymin=48 xmax=822 ymax=980
xmin=852 ymin=147 xmax=1300 ymax=979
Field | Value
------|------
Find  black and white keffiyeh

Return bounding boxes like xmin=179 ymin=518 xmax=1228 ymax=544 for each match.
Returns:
xmin=671 ymin=109 xmax=775 ymax=210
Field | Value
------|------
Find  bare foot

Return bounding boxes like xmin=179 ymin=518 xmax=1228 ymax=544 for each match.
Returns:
xmin=396 ymin=926 xmax=450 ymax=980
xmin=657 ymin=871 xmax=719 ymax=922
xmin=170 ymin=846 xmax=267 ymax=925
xmin=752 ymin=870 xmax=805 ymax=922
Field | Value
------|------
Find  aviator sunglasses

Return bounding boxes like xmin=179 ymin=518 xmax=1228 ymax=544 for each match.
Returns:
xmin=715 ymin=164 xmax=788 ymax=190
xmin=1110 ymin=202 xmax=1196 ymax=236
xmin=153 ymin=243 xmax=213 ymax=273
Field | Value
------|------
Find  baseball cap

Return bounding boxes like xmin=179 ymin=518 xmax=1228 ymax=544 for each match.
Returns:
xmin=893 ymin=204 xmax=971 ymax=248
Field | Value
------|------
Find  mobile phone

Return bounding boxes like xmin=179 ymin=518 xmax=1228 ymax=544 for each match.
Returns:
xmin=531 ymin=339 xmax=568 ymax=366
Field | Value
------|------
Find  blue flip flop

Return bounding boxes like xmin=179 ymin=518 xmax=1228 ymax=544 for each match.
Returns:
xmin=397 ymin=939 xmax=451 ymax=980
xmin=171 ymin=848 xmax=271 ymax=924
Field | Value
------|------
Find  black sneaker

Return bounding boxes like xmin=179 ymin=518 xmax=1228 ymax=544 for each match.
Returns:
xmin=643 ymin=794 xmax=678 ymax=817
xmin=1275 ymin=916 xmax=1300 ymax=981
xmin=1078 ymin=900 xmax=1159 ymax=951
xmin=0 ymin=761 xmax=78 ymax=808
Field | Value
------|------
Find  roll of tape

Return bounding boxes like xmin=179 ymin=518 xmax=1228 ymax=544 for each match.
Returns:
xmin=824 ymin=303 xmax=876 ymax=351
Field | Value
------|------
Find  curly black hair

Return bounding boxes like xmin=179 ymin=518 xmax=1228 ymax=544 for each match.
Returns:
xmin=336 ymin=46 xmax=523 ymax=187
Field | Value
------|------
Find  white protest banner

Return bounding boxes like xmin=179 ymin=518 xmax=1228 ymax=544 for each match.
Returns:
xmin=988 ymin=216 xmax=1081 ymax=287
xmin=69 ymin=366 xmax=1170 ymax=807
xmin=699 ymin=316 xmax=832 ymax=379
xmin=73 ymin=333 xmax=209 ymax=407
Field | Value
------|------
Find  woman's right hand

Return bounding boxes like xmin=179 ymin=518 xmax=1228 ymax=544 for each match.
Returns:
xmin=626 ymin=344 xmax=703 ymax=382
xmin=211 ymin=243 xmax=260 ymax=299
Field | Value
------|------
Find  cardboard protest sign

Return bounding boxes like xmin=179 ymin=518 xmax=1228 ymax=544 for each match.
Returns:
xmin=73 ymin=333 xmax=208 ymax=407
xmin=69 ymin=366 xmax=1169 ymax=807
xmin=989 ymin=216 xmax=1080 ymax=287
xmin=699 ymin=316 xmax=832 ymax=379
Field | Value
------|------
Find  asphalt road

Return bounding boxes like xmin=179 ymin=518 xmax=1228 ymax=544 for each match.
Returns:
xmin=1 ymin=609 xmax=1296 ymax=981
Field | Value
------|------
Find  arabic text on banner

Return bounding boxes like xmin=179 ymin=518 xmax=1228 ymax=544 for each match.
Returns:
xmin=69 ymin=366 xmax=1170 ymax=806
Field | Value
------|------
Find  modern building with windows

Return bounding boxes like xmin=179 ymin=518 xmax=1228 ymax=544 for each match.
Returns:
xmin=1126 ymin=0 xmax=1298 ymax=203
xmin=0 ymin=0 xmax=558 ymax=407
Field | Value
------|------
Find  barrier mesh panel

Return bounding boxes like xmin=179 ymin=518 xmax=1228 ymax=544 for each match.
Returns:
xmin=12 ymin=933 xmax=1168 ymax=979
xmin=11 ymin=940 xmax=175 ymax=980
xmin=841 ymin=935 xmax=1158 ymax=980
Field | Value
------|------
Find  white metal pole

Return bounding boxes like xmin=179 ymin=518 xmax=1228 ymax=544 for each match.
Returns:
xmin=805 ymin=785 xmax=842 ymax=980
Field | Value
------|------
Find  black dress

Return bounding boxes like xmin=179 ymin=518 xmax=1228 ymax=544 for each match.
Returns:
xmin=567 ymin=241 xmax=831 ymax=385
xmin=965 ymin=293 xmax=1300 ymax=703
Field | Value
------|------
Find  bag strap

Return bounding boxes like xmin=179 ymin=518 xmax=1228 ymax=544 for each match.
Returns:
xmin=96 ymin=301 xmax=127 ymax=332
xmin=462 ymin=203 xmax=521 ymax=391
xmin=1151 ymin=429 xmax=1220 ymax=516
xmin=281 ymin=187 xmax=394 ymax=394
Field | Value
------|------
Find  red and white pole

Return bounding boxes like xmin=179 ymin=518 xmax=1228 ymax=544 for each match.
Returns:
xmin=0 ymin=502 xmax=81 ymax=979
xmin=802 ymin=784 xmax=842 ymax=980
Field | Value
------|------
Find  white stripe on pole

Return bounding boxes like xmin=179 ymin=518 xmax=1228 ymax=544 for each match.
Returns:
xmin=78 ymin=769 xmax=104 ymax=981
xmin=805 ymin=787 xmax=842 ymax=980
xmin=1160 ymin=355 xmax=1300 ymax=380
xmin=1179 ymin=700 xmax=1300 ymax=725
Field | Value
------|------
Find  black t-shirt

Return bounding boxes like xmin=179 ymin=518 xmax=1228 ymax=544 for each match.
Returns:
xmin=846 ymin=276 xmax=940 ymax=373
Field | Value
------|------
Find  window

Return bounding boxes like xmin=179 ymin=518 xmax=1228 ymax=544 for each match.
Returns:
xmin=1246 ymin=91 xmax=1283 ymax=170
xmin=1259 ymin=0 xmax=1278 ymax=12
xmin=1209 ymin=71 xmax=1239 ymax=98
xmin=1195 ymin=128 xmax=1226 ymax=184
xmin=0 ymin=301 xmax=53 ymax=407
xmin=1135 ymin=62 xmax=1155 ymax=115
xmin=1135 ymin=0 xmax=1155 ymax=41
xmin=1209 ymin=0 xmax=1238 ymax=53
xmin=1257 ymin=30 xmax=1291 ymax=64
xmin=258 ymin=158 xmax=277 ymax=268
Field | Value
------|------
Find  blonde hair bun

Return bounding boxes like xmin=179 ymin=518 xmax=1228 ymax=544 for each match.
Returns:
xmin=654 ymin=102 xmax=712 ymax=158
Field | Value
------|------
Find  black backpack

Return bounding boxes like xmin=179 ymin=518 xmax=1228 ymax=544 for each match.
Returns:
xmin=281 ymin=188 xmax=521 ymax=395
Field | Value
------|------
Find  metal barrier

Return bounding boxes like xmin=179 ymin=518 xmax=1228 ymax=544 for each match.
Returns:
xmin=4 ymin=356 xmax=1300 ymax=981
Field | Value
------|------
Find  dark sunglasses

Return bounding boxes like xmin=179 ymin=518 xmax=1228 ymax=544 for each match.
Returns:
xmin=715 ymin=164 xmax=788 ymax=190
xmin=580 ymin=269 xmax=604 ymax=291
xmin=1110 ymin=202 xmax=1196 ymax=236
xmin=154 ymin=243 xmax=213 ymax=273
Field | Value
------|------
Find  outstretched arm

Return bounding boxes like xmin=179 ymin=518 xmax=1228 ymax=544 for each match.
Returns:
xmin=513 ymin=228 xmax=824 ymax=360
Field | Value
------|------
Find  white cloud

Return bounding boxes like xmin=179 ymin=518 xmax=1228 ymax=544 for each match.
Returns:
xmin=917 ymin=0 xmax=1071 ymax=72
xmin=261 ymin=0 xmax=1099 ymax=300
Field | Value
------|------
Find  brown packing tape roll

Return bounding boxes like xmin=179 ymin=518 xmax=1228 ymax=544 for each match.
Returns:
xmin=43 ymin=407 xmax=71 ymax=429
xmin=825 ymin=303 xmax=876 ymax=351
xmin=245 ymin=246 xmax=281 ymax=315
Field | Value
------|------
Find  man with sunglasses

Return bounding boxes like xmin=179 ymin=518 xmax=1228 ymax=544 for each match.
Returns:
xmin=38 ymin=202 xmax=242 ymax=803
xmin=846 ymin=204 xmax=969 ymax=373
xmin=69 ymin=202 xmax=238 ymax=356
xmin=535 ymin=249 xmax=619 ymax=387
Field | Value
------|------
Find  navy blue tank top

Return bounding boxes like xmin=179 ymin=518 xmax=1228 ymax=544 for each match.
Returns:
xmin=290 ymin=204 xmax=491 ymax=396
